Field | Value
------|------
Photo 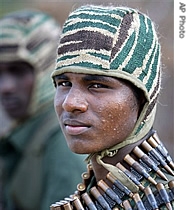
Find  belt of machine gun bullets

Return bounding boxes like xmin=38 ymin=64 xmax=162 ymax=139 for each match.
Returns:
xmin=50 ymin=131 xmax=174 ymax=210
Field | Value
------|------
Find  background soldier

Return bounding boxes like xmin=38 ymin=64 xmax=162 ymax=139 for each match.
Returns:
xmin=0 ymin=9 xmax=86 ymax=210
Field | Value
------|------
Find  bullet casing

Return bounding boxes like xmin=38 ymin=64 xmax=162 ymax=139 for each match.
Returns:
xmin=73 ymin=197 xmax=85 ymax=210
xmin=98 ymin=180 xmax=122 ymax=205
xmin=156 ymin=183 xmax=172 ymax=210
xmin=81 ymin=192 xmax=97 ymax=210
xmin=144 ymin=186 xmax=159 ymax=210
xmin=132 ymin=193 xmax=146 ymax=210
xmin=107 ymin=172 xmax=133 ymax=197
xmin=122 ymin=200 xmax=133 ymax=210
xmin=124 ymin=154 xmax=157 ymax=185
xmin=116 ymin=162 xmax=145 ymax=191
xmin=90 ymin=186 xmax=111 ymax=210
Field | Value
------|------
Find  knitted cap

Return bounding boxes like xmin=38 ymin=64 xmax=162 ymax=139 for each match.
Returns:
xmin=51 ymin=5 xmax=161 ymax=147
xmin=0 ymin=9 xmax=60 ymax=72
xmin=0 ymin=9 xmax=61 ymax=116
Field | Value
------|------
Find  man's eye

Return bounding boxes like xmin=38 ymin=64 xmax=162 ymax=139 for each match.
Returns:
xmin=89 ymin=83 xmax=108 ymax=89
xmin=11 ymin=67 xmax=30 ymax=76
xmin=57 ymin=81 xmax=71 ymax=87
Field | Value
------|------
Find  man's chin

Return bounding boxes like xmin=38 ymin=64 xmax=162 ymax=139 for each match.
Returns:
xmin=5 ymin=108 xmax=28 ymax=120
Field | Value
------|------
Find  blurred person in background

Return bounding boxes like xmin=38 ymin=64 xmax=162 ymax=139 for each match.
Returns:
xmin=0 ymin=9 xmax=86 ymax=210
xmin=50 ymin=5 xmax=174 ymax=210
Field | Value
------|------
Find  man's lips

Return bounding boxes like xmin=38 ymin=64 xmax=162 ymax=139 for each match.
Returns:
xmin=63 ymin=119 xmax=90 ymax=135
xmin=1 ymin=97 xmax=20 ymax=110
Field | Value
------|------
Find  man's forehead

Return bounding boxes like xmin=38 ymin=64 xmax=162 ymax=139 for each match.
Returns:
xmin=0 ymin=61 xmax=33 ymax=68
xmin=54 ymin=72 xmax=121 ymax=82
xmin=0 ymin=61 xmax=34 ymax=75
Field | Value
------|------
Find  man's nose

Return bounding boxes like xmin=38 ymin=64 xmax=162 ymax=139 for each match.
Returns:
xmin=0 ymin=74 xmax=17 ymax=94
xmin=62 ymin=88 xmax=88 ymax=113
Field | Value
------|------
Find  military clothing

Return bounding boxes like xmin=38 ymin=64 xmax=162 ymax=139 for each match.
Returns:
xmin=50 ymin=131 xmax=174 ymax=210
xmin=0 ymin=105 xmax=86 ymax=210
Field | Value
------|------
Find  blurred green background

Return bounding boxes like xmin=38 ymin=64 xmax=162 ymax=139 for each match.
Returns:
xmin=0 ymin=0 xmax=174 ymax=158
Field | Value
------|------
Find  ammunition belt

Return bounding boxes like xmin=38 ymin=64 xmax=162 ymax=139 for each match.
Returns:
xmin=50 ymin=130 xmax=174 ymax=210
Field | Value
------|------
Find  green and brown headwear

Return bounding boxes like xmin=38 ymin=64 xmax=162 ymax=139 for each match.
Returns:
xmin=51 ymin=5 xmax=161 ymax=150
xmin=0 ymin=9 xmax=61 ymax=116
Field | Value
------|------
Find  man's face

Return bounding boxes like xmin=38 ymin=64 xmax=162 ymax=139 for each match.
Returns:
xmin=54 ymin=73 xmax=140 ymax=154
xmin=0 ymin=61 xmax=35 ymax=119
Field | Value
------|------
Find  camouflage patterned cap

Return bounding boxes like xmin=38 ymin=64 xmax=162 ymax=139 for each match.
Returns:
xmin=0 ymin=9 xmax=60 ymax=72
xmin=0 ymin=9 xmax=61 ymax=115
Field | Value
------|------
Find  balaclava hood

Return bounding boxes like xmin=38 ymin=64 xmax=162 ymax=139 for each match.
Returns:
xmin=51 ymin=5 xmax=161 ymax=153
xmin=0 ymin=9 xmax=61 ymax=117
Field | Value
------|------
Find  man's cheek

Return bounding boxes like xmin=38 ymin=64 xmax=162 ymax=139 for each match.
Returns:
xmin=54 ymin=94 xmax=62 ymax=108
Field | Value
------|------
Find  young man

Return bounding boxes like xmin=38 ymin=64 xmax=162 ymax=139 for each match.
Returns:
xmin=50 ymin=5 xmax=174 ymax=210
xmin=0 ymin=9 xmax=86 ymax=210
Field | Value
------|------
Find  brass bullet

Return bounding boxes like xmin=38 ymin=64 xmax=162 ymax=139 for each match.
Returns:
xmin=133 ymin=146 xmax=167 ymax=181
xmin=156 ymin=183 xmax=172 ymax=210
xmin=124 ymin=154 xmax=157 ymax=185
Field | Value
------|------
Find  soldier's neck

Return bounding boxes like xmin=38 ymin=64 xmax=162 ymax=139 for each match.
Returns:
xmin=90 ymin=137 xmax=145 ymax=182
